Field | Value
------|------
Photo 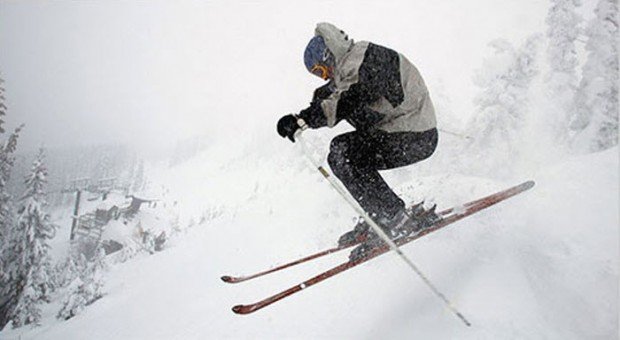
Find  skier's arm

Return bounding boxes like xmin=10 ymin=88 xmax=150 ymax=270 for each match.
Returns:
xmin=313 ymin=82 xmax=334 ymax=101
xmin=297 ymin=81 xmax=335 ymax=129
xmin=299 ymin=80 xmax=379 ymax=130
xmin=277 ymin=82 xmax=336 ymax=141
xmin=298 ymin=101 xmax=327 ymax=128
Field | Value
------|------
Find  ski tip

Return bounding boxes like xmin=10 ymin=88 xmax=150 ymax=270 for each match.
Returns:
xmin=522 ymin=180 xmax=536 ymax=190
xmin=221 ymin=275 xmax=234 ymax=283
xmin=232 ymin=304 xmax=252 ymax=315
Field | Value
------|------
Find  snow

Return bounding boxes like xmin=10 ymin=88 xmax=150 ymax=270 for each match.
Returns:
xmin=3 ymin=141 xmax=617 ymax=339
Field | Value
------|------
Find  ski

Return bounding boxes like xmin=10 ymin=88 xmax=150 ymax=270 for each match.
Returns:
xmin=222 ymin=244 xmax=353 ymax=284
xmin=221 ymin=208 xmax=453 ymax=284
xmin=230 ymin=180 xmax=534 ymax=315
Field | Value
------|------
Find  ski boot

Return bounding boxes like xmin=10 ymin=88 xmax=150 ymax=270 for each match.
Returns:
xmin=391 ymin=203 xmax=441 ymax=238
xmin=337 ymin=219 xmax=370 ymax=247
xmin=348 ymin=231 xmax=383 ymax=262
xmin=348 ymin=204 xmax=443 ymax=262
xmin=348 ymin=209 xmax=410 ymax=262
xmin=338 ymin=201 xmax=427 ymax=247
xmin=406 ymin=204 xmax=442 ymax=235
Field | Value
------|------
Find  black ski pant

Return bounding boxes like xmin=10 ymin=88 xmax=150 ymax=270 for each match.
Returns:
xmin=327 ymin=128 xmax=438 ymax=220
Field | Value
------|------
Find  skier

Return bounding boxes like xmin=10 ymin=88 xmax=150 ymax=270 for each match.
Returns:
xmin=277 ymin=23 xmax=438 ymax=260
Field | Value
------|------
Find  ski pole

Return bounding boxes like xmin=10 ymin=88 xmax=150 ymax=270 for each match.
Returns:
xmin=294 ymin=128 xmax=471 ymax=327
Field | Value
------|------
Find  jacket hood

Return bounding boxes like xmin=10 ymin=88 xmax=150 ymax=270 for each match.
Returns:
xmin=314 ymin=23 xmax=354 ymax=64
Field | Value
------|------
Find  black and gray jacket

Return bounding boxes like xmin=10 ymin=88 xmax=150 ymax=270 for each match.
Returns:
xmin=299 ymin=22 xmax=436 ymax=133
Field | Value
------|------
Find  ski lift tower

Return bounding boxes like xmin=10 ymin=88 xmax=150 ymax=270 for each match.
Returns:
xmin=62 ymin=178 xmax=90 ymax=240
xmin=62 ymin=177 xmax=121 ymax=240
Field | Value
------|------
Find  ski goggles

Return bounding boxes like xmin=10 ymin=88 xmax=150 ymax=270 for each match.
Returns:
xmin=310 ymin=64 xmax=331 ymax=80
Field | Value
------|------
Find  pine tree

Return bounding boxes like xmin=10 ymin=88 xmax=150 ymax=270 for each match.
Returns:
xmin=465 ymin=35 xmax=542 ymax=178
xmin=572 ymin=0 xmax=619 ymax=151
xmin=57 ymin=248 xmax=106 ymax=321
xmin=0 ymin=74 xmax=24 ymax=329
xmin=0 ymin=75 xmax=8 ymax=268
xmin=0 ymin=75 xmax=13 ymax=249
xmin=9 ymin=148 xmax=57 ymax=327
xmin=545 ymin=0 xmax=582 ymax=144
xmin=53 ymin=247 xmax=86 ymax=290
xmin=0 ymin=75 xmax=6 ymax=133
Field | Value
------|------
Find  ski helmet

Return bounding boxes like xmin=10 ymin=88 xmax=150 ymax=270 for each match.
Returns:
xmin=303 ymin=35 xmax=333 ymax=80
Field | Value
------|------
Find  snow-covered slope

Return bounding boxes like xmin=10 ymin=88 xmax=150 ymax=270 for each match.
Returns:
xmin=3 ymin=138 xmax=617 ymax=339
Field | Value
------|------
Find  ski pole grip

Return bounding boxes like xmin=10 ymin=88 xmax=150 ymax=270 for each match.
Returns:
xmin=317 ymin=166 xmax=330 ymax=178
xmin=296 ymin=117 xmax=308 ymax=131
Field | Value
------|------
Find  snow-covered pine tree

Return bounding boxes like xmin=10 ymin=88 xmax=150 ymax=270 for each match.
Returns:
xmin=465 ymin=35 xmax=542 ymax=178
xmin=0 ymin=74 xmax=13 ymax=250
xmin=9 ymin=148 xmax=57 ymax=327
xmin=545 ymin=0 xmax=582 ymax=144
xmin=57 ymin=247 xmax=106 ymax=320
xmin=572 ymin=0 xmax=619 ymax=151
xmin=0 ymin=75 xmax=6 ymax=134
xmin=0 ymin=74 xmax=24 ymax=329
xmin=0 ymin=74 xmax=8 ymax=264
xmin=0 ymin=108 xmax=11 ymax=330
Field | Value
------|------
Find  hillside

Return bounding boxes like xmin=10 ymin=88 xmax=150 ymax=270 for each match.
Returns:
xmin=3 ymin=141 xmax=617 ymax=339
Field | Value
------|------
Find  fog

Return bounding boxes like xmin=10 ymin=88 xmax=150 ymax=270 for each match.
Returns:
xmin=0 ymin=0 xmax=548 ymax=153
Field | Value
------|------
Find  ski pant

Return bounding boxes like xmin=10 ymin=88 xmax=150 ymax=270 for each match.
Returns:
xmin=327 ymin=128 xmax=438 ymax=220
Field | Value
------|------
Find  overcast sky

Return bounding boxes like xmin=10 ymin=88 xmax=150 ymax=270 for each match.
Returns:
xmin=0 ymin=0 xmax=550 ymax=153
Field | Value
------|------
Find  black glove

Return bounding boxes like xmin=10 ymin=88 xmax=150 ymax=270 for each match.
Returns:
xmin=298 ymin=101 xmax=328 ymax=128
xmin=277 ymin=114 xmax=300 ymax=142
